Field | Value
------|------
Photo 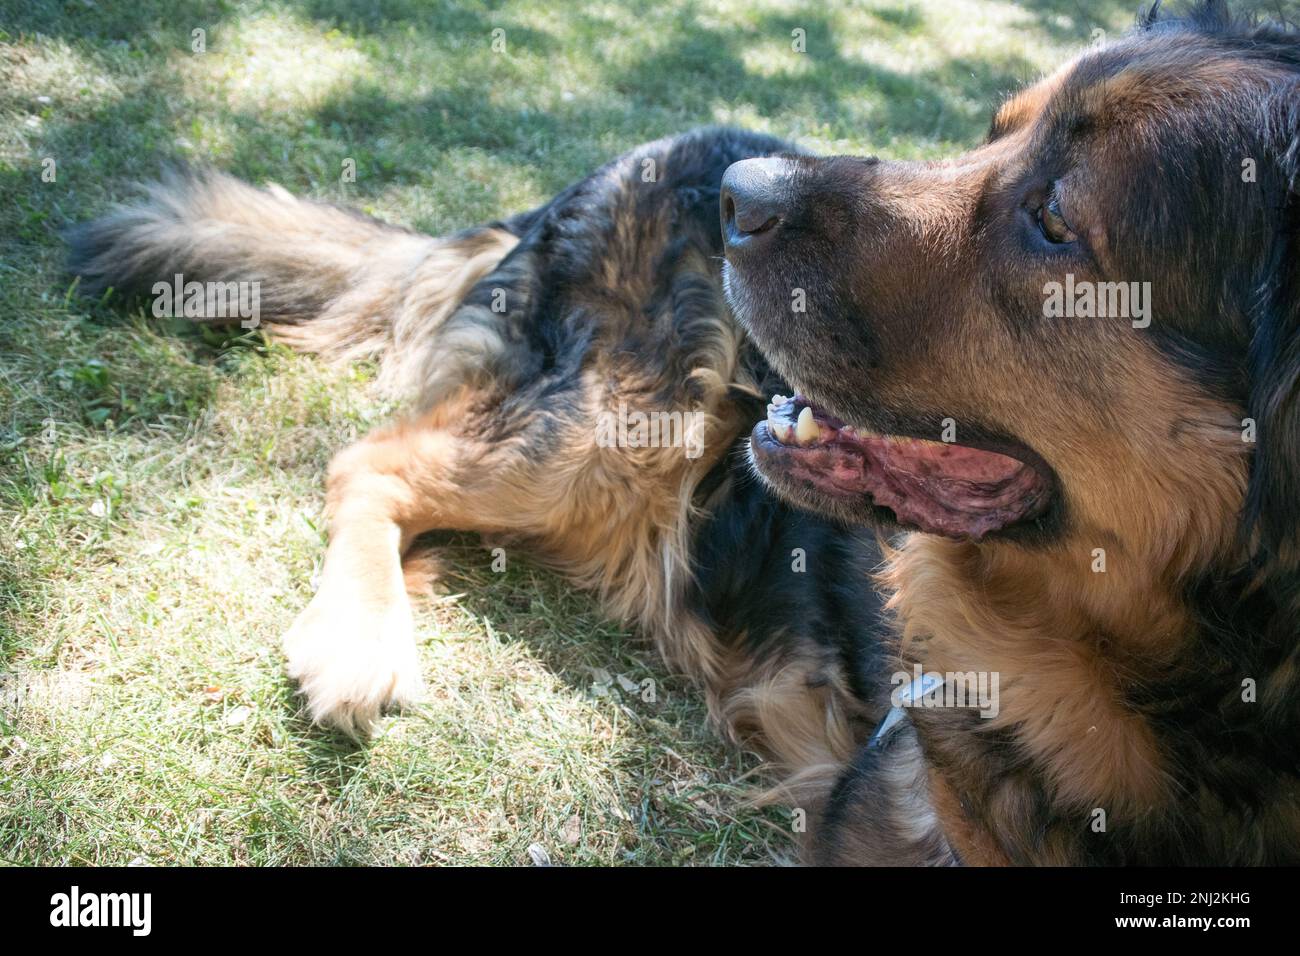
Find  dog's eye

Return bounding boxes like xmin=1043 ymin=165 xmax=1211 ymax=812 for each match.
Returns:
xmin=1036 ymin=186 xmax=1077 ymax=244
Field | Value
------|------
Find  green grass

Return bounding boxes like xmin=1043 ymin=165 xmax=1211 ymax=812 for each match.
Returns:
xmin=0 ymin=0 xmax=1137 ymax=865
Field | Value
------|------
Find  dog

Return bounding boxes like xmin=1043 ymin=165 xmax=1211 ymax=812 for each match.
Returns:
xmin=66 ymin=0 xmax=1300 ymax=865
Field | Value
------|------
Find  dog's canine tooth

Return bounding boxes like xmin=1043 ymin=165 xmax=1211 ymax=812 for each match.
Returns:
xmin=795 ymin=406 xmax=819 ymax=445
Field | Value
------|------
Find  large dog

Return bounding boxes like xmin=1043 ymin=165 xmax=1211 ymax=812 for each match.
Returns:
xmin=67 ymin=1 xmax=1300 ymax=864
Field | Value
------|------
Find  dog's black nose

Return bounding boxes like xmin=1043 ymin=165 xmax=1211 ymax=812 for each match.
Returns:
xmin=721 ymin=158 xmax=797 ymax=250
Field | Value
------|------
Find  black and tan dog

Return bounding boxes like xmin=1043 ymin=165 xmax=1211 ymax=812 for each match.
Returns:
xmin=68 ymin=1 xmax=1300 ymax=864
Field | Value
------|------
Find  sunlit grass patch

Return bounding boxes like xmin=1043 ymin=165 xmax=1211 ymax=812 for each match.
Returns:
xmin=182 ymin=11 xmax=374 ymax=114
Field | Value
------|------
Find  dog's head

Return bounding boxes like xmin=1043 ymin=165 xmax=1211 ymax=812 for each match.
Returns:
xmin=724 ymin=1 xmax=1300 ymax=583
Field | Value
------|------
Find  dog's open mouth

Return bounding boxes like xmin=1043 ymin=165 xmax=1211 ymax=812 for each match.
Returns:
xmin=751 ymin=395 xmax=1053 ymax=539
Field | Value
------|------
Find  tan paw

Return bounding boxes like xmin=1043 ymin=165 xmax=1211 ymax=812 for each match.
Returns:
xmin=282 ymin=592 xmax=423 ymax=736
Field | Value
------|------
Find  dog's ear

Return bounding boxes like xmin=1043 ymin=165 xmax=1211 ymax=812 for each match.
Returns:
xmin=1138 ymin=0 xmax=1164 ymax=29
xmin=1138 ymin=1 xmax=1232 ymax=32
xmin=1243 ymin=89 xmax=1300 ymax=574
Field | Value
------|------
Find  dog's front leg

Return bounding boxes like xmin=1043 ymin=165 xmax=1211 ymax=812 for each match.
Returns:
xmin=282 ymin=418 xmax=450 ymax=735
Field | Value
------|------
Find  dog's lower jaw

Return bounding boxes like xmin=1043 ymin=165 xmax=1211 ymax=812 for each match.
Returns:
xmin=282 ymin=558 xmax=424 ymax=736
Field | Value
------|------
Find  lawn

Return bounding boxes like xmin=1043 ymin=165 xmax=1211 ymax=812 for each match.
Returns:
xmin=0 ymin=0 xmax=1136 ymax=865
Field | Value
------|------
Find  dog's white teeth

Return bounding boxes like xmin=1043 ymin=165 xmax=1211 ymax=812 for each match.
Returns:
xmin=795 ymin=406 xmax=820 ymax=445
xmin=766 ymin=403 xmax=817 ymax=447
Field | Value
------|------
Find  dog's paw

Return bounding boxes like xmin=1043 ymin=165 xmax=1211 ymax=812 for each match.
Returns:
xmin=282 ymin=594 xmax=423 ymax=736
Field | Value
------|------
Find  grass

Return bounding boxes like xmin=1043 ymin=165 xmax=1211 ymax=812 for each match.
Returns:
xmin=0 ymin=0 xmax=1138 ymax=866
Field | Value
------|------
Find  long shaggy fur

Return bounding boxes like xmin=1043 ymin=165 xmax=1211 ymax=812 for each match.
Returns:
xmin=66 ymin=169 xmax=524 ymax=399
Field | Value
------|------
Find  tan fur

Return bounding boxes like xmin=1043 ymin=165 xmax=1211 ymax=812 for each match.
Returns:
xmin=989 ymin=68 xmax=1065 ymax=140
xmin=926 ymin=770 xmax=1011 ymax=866
xmin=720 ymin=646 xmax=862 ymax=804
xmin=1067 ymin=36 xmax=1286 ymax=131
xmin=879 ymin=359 xmax=1250 ymax=817
xmin=275 ymin=223 xmax=520 ymax=401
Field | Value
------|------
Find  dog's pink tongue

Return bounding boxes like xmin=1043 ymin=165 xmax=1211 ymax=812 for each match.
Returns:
xmin=788 ymin=434 xmax=1047 ymax=538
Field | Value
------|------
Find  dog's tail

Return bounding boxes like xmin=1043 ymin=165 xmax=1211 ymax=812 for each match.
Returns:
xmin=66 ymin=169 xmax=531 ymax=396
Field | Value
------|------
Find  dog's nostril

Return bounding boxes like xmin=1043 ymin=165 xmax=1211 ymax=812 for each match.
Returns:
xmin=719 ymin=192 xmax=776 ymax=237
xmin=730 ymin=196 xmax=783 ymax=235
xmin=720 ymin=158 xmax=795 ymax=245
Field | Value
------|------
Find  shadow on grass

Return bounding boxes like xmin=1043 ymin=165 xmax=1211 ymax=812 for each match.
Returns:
xmin=406 ymin=532 xmax=685 ymax=713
